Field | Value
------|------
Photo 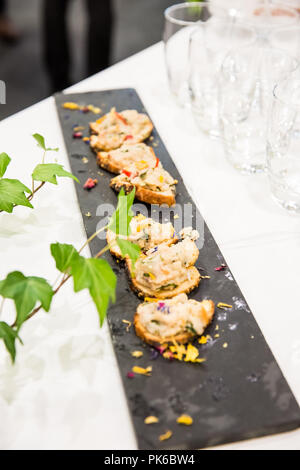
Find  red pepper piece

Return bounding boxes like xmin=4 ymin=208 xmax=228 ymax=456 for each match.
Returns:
xmin=83 ymin=178 xmax=98 ymax=189
xmin=124 ymin=134 xmax=133 ymax=141
xmin=155 ymin=157 xmax=159 ymax=168
xmin=115 ymin=111 xmax=128 ymax=125
xmin=214 ymin=264 xmax=227 ymax=271
xmin=122 ymin=169 xmax=132 ymax=178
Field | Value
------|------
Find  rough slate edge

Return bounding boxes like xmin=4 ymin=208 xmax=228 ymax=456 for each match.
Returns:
xmin=54 ymin=89 xmax=300 ymax=450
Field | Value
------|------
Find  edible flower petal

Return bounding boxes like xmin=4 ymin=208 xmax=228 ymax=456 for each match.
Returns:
xmin=159 ymin=430 xmax=172 ymax=441
xmin=144 ymin=416 xmax=159 ymax=424
xmin=83 ymin=178 xmax=98 ymax=190
xmin=132 ymin=366 xmax=152 ymax=376
xmin=131 ymin=350 xmax=143 ymax=358
xmin=176 ymin=414 xmax=193 ymax=426
xmin=217 ymin=302 xmax=233 ymax=309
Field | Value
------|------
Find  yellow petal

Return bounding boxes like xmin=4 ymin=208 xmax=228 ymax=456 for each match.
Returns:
xmin=96 ymin=115 xmax=106 ymax=124
xmin=159 ymin=430 xmax=173 ymax=441
xmin=148 ymin=272 xmax=156 ymax=280
xmin=177 ymin=414 xmax=193 ymax=425
xmin=132 ymin=366 xmax=152 ymax=376
xmin=144 ymin=416 xmax=159 ymax=424
xmin=131 ymin=350 xmax=143 ymax=358
xmin=62 ymin=102 xmax=80 ymax=110
xmin=217 ymin=302 xmax=233 ymax=309
xmin=198 ymin=335 xmax=211 ymax=345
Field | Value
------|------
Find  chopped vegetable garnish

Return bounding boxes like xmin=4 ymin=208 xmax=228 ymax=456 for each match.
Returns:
xmin=159 ymin=430 xmax=173 ymax=441
xmin=198 ymin=335 xmax=211 ymax=345
xmin=215 ymin=264 xmax=227 ymax=271
xmin=115 ymin=111 xmax=127 ymax=125
xmin=127 ymin=372 xmax=135 ymax=379
xmin=73 ymin=132 xmax=83 ymax=139
xmin=177 ymin=414 xmax=193 ymax=425
xmin=132 ymin=366 xmax=152 ymax=376
xmin=155 ymin=157 xmax=159 ymax=168
xmin=184 ymin=344 xmax=206 ymax=363
xmin=122 ymin=169 xmax=132 ymax=178
xmin=124 ymin=134 xmax=133 ymax=141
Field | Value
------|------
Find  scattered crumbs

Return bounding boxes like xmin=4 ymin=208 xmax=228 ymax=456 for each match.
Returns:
xmin=223 ymin=342 xmax=228 ymax=349
xmin=153 ymin=142 xmax=158 ymax=147
xmin=246 ymin=373 xmax=261 ymax=383
xmin=122 ymin=319 xmax=132 ymax=331
xmin=144 ymin=416 xmax=159 ymax=424
xmin=200 ymin=275 xmax=211 ymax=279
xmin=217 ymin=302 xmax=233 ymax=309
xmin=251 ymin=335 xmax=254 ymax=339
xmin=127 ymin=372 xmax=134 ymax=379
xmin=215 ymin=325 xmax=219 ymax=331
xmin=97 ymin=171 xmax=104 ymax=176
xmin=215 ymin=334 xmax=220 ymax=338
xmin=149 ymin=136 xmax=154 ymax=141
xmin=85 ymin=212 xmax=92 ymax=218
xmin=73 ymin=131 xmax=83 ymax=139
xmin=176 ymin=414 xmax=193 ymax=426
xmin=159 ymin=430 xmax=173 ymax=441
xmin=132 ymin=366 xmax=152 ymax=376
xmin=131 ymin=350 xmax=143 ymax=358
xmin=62 ymin=102 xmax=80 ymax=110
xmin=174 ymin=214 xmax=179 ymax=219
xmin=82 ymin=157 xmax=89 ymax=164
xmin=228 ymin=323 xmax=237 ymax=331
xmin=73 ymin=125 xmax=85 ymax=132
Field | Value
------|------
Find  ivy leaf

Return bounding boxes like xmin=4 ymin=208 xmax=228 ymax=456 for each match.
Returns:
xmin=33 ymin=133 xmax=59 ymax=152
xmin=0 ymin=152 xmax=11 ymax=178
xmin=0 ymin=272 xmax=54 ymax=328
xmin=108 ymin=188 xmax=135 ymax=236
xmin=116 ymin=239 xmax=140 ymax=269
xmin=0 ymin=178 xmax=33 ymax=213
xmin=0 ymin=322 xmax=22 ymax=363
xmin=50 ymin=242 xmax=80 ymax=273
xmin=71 ymin=257 xmax=117 ymax=326
xmin=32 ymin=163 xmax=79 ymax=185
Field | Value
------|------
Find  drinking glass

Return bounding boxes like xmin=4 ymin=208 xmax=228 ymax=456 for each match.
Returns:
xmin=219 ymin=44 xmax=299 ymax=174
xmin=189 ymin=19 xmax=255 ymax=138
xmin=163 ymin=2 xmax=226 ymax=106
xmin=267 ymin=74 xmax=300 ymax=213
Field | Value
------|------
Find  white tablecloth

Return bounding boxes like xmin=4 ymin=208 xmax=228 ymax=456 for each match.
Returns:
xmin=0 ymin=43 xmax=299 ymax=450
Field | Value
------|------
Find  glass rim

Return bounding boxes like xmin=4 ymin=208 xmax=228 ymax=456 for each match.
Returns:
xmin=164 ymin=2 xmax=213 ymax=26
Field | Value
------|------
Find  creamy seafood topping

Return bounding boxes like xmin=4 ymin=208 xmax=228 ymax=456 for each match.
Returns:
xmin=99 ymin=143 xmax=157 ymax=173
xmin=134 ymin=239 xmax=199 ymax=291
xmin=137 ymin=294 xmax=213 ymax=338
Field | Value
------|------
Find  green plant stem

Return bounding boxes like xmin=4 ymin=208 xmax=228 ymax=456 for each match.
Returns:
xmin=27 ymin=181 xmax=45 ymax=202
xmin=78 ymin=225 xmax=108 ymax=254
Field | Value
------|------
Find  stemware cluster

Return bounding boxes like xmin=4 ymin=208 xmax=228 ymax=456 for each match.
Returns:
xmin=164 ymin=1 xmax=300 ymax=214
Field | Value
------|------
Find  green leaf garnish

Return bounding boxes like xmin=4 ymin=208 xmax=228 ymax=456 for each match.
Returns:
xmin=0 ymin=179 xmax=33 ymax=213
xmin=116 ymin=239 xmax=140 ymax=269
xmin=0 ymin=152 xmax=11 ymax=178
xmin=50 ymin=242 xmax=80 ymax=273
xmin=33 ymin=133 xmax=59 ymax=152
xmin=71 ymin=257 xmax=117 ymax=326
xmin=0 ymin=272 xmax=54 ymax=328
xmin=0 ymin=322 xmax=22 ymax=363
xmin=108 ymin=188 xmax=135 ymax=236
xmin=32 ymin=163 xmax=79 ymax=185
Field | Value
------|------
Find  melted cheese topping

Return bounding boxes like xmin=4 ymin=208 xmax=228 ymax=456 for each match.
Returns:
xmin=137 ymin=294 xmax=213 ymax=338
xmin=99 ymin=143 xmax=157 ymax=173
xmin=134 ymin=239 xmax=199 ymax=291
xmin=90 ymin=108 xmax=153 ymax=151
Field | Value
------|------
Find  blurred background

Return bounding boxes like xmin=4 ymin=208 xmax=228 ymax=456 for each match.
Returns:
xmin=0 ymin=0 xmax=174 ymax=120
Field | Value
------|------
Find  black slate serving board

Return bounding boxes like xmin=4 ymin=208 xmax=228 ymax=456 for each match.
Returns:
xmin=55 ymin=89 xmax=300 ymax=450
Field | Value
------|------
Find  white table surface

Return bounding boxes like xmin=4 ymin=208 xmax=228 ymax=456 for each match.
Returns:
xmin=0 ymin=42 xmax=299 ymax=450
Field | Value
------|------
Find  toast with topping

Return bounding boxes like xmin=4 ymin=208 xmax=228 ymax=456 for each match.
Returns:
xmin=126 ymin=239 xmax=201 ymax=299
xmin=110 ymin=164 xmax=177 ymax=206
xmin=90 ymin=108 xmax=153 ymax=152
xmin=96 ymin=143 xmax=157 ymax=174
xmin=134 ymin=294 xmax=215 ymax=345
xmin=107 ymin=215 xmax=178 ymax=259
